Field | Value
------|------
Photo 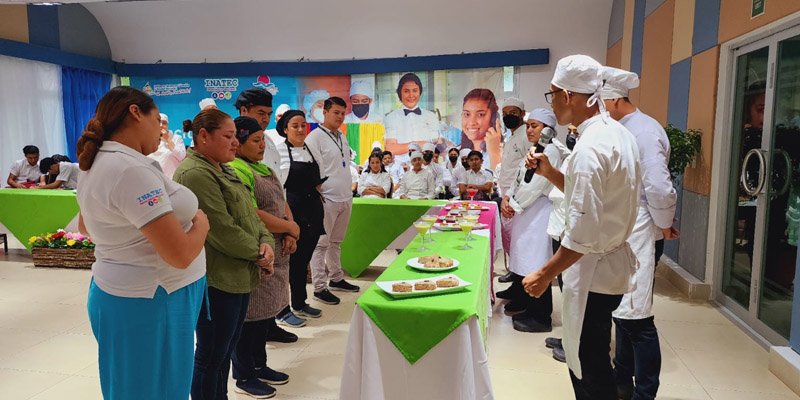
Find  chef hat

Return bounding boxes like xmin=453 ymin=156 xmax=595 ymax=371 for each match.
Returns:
xmin=447 ymin=145 xmax=460 ymax=154
xmin=459 ymin=148 xmax=472 ymax=158
xmin=523 ymin=112 xmax=530 ymax=121
xmin=275 ymin=103 xmax=290 ymax=116
xmin=408 ymin=143 xmax=422 ymax=152
xmin=409 ymin=151 xmax=423 ymax=160
xmin=350 ymin=80 xmax=374 ymax=98
xmin=371 ymin=141 xmax=382 ymax=152
xmin=551 ymin=55 xmax=606 ymax=113
xmin=235 ymin=88 xmax=273 ymax=109
xmin=527 ymin=108 xmax=557 ymax=128
xmin=159 ymin=113 xmax=169 ymax=123
xmin=600 ymin=66 xmax=640 ymax=100
xmin=502 ymin=97 xmax=525 ymax=111
xmin=234 ymin=116 xmax=262 ymax=144
xmin=303 ymin=89 xmax=330 ymax=112
xmin=199 ymin=98 xmax=217 ymax=110
xmin=422 ymin=142 xmax=435 ymax=152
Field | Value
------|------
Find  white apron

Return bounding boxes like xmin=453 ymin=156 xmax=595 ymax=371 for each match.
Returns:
xmin=508 ymin=196 xmax=553 ymax=276
xmin=562 ymin=243 xmax=638 ymax=379
xmin=613 ymin=205 xmax=658 ymax=320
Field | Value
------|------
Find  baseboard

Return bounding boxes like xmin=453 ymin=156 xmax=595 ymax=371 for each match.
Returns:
xmin=656 ymin=256 xmax=712 ymax=300
xmin=770 ymin=346 xmax=800 ymax=395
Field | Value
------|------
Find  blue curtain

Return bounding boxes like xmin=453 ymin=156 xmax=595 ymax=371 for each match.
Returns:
xmin=62 ymin=67 xmax=111 ymax=161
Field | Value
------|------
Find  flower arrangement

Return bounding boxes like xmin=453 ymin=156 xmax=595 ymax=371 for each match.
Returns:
xmin=29 ymin=229 xmax=95 ymax=250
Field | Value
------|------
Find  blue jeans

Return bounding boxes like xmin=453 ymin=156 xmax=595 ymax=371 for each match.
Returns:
xmin=191 ymin=286 xmax=250 ymax=400
xmin=613 ymin=316 xmax=661 ymax=400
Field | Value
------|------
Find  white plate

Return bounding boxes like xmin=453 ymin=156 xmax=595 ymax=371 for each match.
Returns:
xmin=376 ymin=274 xmax=472 ymax=299
xmin=445 ymin=205 xmax=490 ymax=211
xmin=407 ymin=256 xmax=460 ymax=272
xmin=433 ymin=222 xmax=488 ymax=231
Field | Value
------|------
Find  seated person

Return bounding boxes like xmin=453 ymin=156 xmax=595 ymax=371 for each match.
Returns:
xmin=38 ymin=156 xmax=80 ymax=189
xmin=382 ymin=151 xmax=404 ymax=192
xmin=7 ymin=145 xmax=43 ymax=188
xmin=395 ymin=151 xmax=436 ymax=200
xmin=458 ymin=150 xmax=493 ymax=200
xmin=357 ymin=153 xmax=392 ymax=199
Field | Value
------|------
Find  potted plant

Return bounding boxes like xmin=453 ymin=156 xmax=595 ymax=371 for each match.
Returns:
xmin=29 ymin=229 xmax=95 ymax=269
xmin=664 ymin=124 xmax=702 ymax=180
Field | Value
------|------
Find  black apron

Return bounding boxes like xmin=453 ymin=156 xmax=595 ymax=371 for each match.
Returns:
xmin=284 ymin=142 xmax=326 ymax=236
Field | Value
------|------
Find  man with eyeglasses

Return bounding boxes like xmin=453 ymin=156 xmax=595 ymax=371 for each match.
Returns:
xmin=523 ymin=55 xmax=641 ymax=400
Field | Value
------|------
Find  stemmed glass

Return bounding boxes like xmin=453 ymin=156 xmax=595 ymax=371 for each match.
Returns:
xmin=463 ymin=214 xmax=479 ymax=241
xmin=458 ymin=219 xmax=475 ymax=250
xmin=466 ymin=188 xmax=478 ymax=202
xmin=413 ymin=221 xmax=433 ymax=251
xmin=421 ymin=215 xmax=438 ymax=242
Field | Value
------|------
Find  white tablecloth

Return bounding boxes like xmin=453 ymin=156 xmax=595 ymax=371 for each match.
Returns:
xmin=340 ymin=308 xmax=494 ymax=400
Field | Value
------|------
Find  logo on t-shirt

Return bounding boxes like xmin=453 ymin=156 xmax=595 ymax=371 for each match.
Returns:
xmin=137 ymin=189 xmax=164 ymax=207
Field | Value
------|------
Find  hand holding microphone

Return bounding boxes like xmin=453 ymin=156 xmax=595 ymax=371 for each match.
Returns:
xmin=523 ymin=127 xmax=556 ymax=183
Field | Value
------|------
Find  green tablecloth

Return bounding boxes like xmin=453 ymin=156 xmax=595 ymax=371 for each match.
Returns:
xmin=356 ymin=231 xmax=490 ymax=364
xmin=341 ymin=198 xmax=446 ymax=277
xmin=0 ymin=189 xmax=80 ymax=250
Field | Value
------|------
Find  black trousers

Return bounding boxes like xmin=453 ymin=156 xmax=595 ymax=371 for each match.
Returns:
xmin=231 ymin=319 xmax=270 ymax=382
xmin=285 ymin=226 xmax=322 ymax=311
xmin=569 ymin=292 xmax=624 ymax=400
xmin=509 ymin=273 xmax=553 ymax=326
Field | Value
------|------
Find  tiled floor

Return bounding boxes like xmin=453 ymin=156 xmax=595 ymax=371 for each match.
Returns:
xmin=0 ymin=247 xmax=798 ymax=400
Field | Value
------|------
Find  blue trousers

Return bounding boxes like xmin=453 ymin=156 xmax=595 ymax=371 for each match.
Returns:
xmin=87 ymin=276 xmax=206 ymax=400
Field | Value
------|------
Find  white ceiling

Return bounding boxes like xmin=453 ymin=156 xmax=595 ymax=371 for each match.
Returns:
xmin=75 ymin=0 xmax=614 ymax=64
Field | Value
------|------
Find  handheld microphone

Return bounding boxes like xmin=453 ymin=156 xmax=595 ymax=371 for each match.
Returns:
xmin=523 ymin=127 xmax=555 ymax=183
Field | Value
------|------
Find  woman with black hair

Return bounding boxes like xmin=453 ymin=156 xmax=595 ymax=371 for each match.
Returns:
xmin=357 ymin=152 xmax=392 ymax=198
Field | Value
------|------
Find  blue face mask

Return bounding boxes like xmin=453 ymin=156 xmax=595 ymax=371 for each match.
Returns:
xmin=352 ymin=104 xmax=370 ymax=118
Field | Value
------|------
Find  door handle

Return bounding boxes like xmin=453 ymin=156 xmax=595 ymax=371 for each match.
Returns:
xmin=741 ymin=148 xmax=767 ymax=196
xmin=772 ymin=149 xmax=792 ymax=198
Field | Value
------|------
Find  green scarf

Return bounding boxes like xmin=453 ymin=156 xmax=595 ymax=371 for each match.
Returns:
xmin=228 ymin=157 xmax=273 ymax=208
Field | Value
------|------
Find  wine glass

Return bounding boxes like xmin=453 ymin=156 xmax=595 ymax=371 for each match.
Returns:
xmin=413 ymin=221 xmax=432 ymax=251
xmin=466 ymin=187 xmax=478 ymax=202
xmin=458 ymin=219 xmax=475 ymax=250
xmin=421 ymin=215 xmax=438 ymax=242
xmin=463 ymin=214 xmax=479 ymax=241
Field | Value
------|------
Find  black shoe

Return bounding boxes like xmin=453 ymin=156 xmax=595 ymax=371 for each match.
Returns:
xmin=513 ymin=316 xmax=552 ymax=333
xmin=496 ymin=287 xmax=513 ymax=300
xmin=234 ymin=378 xmax=276 ymax=399
xmin=329 ymin=279 xmax=360 ymax=292
xmin=314 ymin=289 xmax=341 ymax=305
xmin=544 ymin=337 xmax=562 ymax=349
xmin=498 ymin=271 xmax=514 ymax=283
xmin=266 ymin=324 xmax=298 ymax=343
xmin=503 ymin=301 xmax=526 ymax=316
xmin=616 ymin=383 xmax=634 ymax=400
xmin=552 ymin=347 xmax=566 ymax=363
xmin=256 ymin=366 xmax=289 ymax=385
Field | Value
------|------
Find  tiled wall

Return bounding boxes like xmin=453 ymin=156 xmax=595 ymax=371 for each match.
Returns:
xmin=606 ymin=0 xmax=800 ymax=280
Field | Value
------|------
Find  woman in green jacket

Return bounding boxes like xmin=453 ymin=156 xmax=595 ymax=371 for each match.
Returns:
xmin=173 ymin=109 xmax=275 ymax=400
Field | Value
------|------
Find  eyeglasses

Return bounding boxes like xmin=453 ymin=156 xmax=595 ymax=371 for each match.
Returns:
xmin=544 ymin=88 xmax=566 ymax=105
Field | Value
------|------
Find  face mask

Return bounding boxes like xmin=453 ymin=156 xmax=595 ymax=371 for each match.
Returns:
xmin=352 ymin=104 xmax=370 ymax=118
xmin=566 ymin=133 xmax=578 ymax=151
xmin=461 ymin=161 xmax=469 ymax=169
xmin=423 ymin=152 xmax=434 ymax=162
xmin=449 ymin=155 xmax=458 ymax=163
xmin=312 ymin=108 xmax=325 ymax=123
xmin=503 ymin=115 xmax=521 ymax=130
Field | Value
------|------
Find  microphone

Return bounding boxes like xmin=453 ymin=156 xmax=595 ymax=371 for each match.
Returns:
xmin=523 ymin=127 xmax=556 ymax=183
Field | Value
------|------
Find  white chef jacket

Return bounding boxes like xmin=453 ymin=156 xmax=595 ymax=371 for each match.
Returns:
xmin=56 ymin=162 xmax=80 ymax=190
xmin=261 ymin=133 xmax=285 ymax=186
xmin=147 ymin=134 xmax=186 ymax=179
xmin=547 ymin=150 xmax=573 ymax=240
xmin=446 ymin=163 xmax=466 ymax=197
xmin=383 ymin=107 xmax=440 ymax=143
xmin=304 ymin=126 xmax=353 ymax=202
xmin=278 ymin=142 xmax=314 ymax=178
xmin=423 ymin=161 xmax=445 ymax=193
xmin=357 ymin=171 xmax=392 ymax=198
xmin=265 ymin=129 xmax=283 ymax=147
xmin=507 ymin=143 xmax=562 ymax=213
xmin=9 ymin=159 xmax=42 ymax=183
xmin=396 ymin=168 xmax=435 ymax=199
xmin=618 ymin=109 xmax=677 ymax=231
xmin=498 ymin=125 xmax=532 ymax=197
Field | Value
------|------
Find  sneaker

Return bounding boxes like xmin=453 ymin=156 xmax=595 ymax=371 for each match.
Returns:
xmin=498 ymin=271 xmax=514 ymax=283
xmin=544 ymin=337 xmax=563 ymax=349
xmin=276 ymin=311 xmax=306 ymax=328
xmin=512 ymin=316 xmax=552 ymax=333
xmin=234 ymin=378 xmax=276 ymax=399
xmin=552 ymin=347 xmax=566 ymax=363
xmin=295 ymin=304 xmax=322 ymax=318
xmin=503 ymin=301 xmax=526 ymax=316
xmin=256 ymin=366 xmax=289 ymax=385
xmin=329 ymin=279 xmax=360 ymax=292
xmin=265 ymin=324 xmax=298 ymax=343
xmin=495 ymin=287 xmax=514 ymax=300
xmin=314 ymin=289 xmax=341 ymax=305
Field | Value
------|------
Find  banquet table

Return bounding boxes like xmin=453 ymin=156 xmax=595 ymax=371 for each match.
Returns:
xmin=340 ymin=205 xmax=499 ymax=400
xmin=0 ymin=189 xmax=80 ymax=250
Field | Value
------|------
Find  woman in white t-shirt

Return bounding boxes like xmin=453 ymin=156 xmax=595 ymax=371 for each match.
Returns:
xmin=357 ymin=152 xmax=392 ymax=198
xmin=75 ymin=87 xmax=210 ymax=400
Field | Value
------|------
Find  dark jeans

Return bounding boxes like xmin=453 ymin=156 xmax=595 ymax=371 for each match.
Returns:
xmin=231 ymin=319 xmax=270 ymax=382
xmin=552 ymin=239 xmax=564 ymax=291
xmin=510 ymin=273 xmax=553 ymax=325
xmin=284 ymin=227 xmax=322 ymax=312
xmin=191 ymin=287 xmax=250 ymax=400
xmin=569 ymin=292 xmax=623 ymax=400
xmin=611 ymin=239 xmax=666 ymax=400
xmin=613 ymin=317 xmax=661 ymax=400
